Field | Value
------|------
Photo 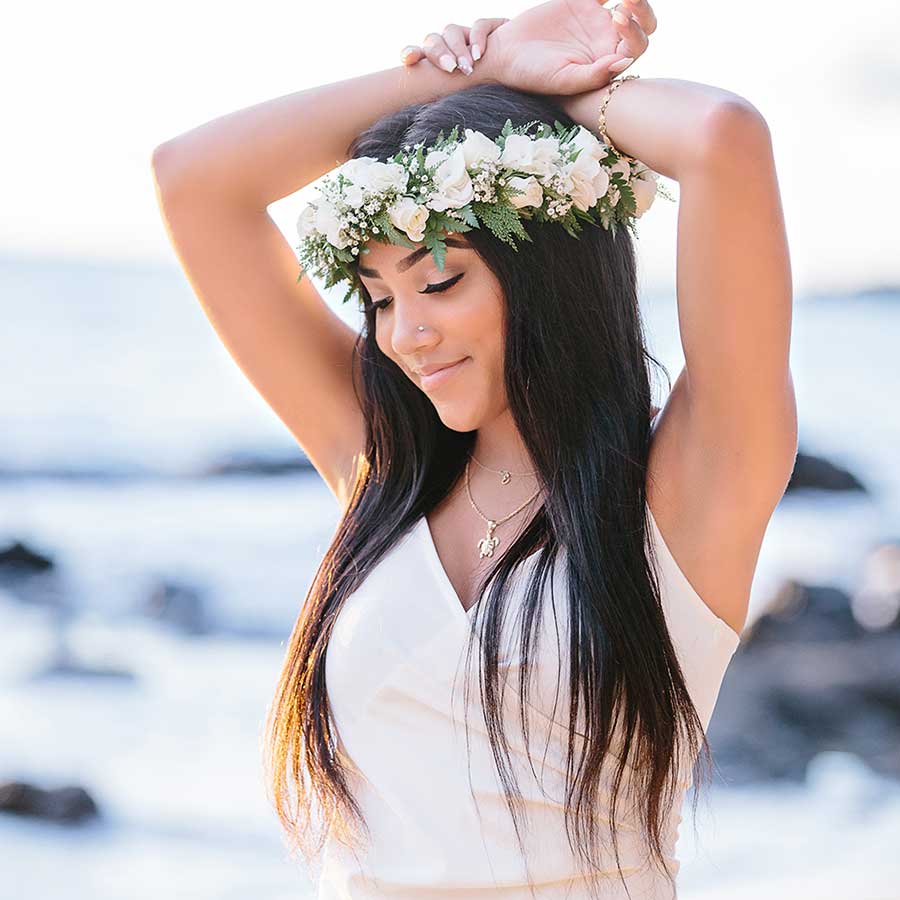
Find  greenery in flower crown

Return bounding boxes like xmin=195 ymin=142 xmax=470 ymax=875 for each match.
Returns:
xmin=295 ymin=118 xmax=675 ymax=306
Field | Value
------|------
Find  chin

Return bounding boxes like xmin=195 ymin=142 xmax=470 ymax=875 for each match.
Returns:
xmin=431 ymin=400 xmax=485 ymax=433
xmin=434 ymin=409 xmax=479 ymax=433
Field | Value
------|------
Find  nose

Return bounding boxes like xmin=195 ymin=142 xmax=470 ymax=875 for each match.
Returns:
xmin=389 ymin=299 xmax=437 ymax=357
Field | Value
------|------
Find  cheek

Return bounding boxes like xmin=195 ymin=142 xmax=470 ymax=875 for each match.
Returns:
xmin=464 ymin=295 xmax=504 ymax=371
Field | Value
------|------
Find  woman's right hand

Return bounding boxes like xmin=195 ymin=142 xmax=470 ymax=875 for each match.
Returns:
xmin=401 ymin=0 xmax=657 ymax=96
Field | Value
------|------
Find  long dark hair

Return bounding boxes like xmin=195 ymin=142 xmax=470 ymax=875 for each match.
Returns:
xmin=264 ymin=82 xmax=715 ymax=898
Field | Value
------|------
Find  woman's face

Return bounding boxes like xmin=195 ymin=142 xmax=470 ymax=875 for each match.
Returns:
xmin=358 ymin=234 xmax=507 ymax=431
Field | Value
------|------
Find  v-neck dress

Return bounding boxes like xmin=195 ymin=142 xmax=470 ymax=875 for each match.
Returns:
xmin=319 ymin=448 xmax=741 ymax=899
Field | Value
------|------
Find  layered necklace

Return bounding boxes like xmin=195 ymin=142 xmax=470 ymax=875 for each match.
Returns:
xmin=465 ymin=453 xmax=542 ymax=560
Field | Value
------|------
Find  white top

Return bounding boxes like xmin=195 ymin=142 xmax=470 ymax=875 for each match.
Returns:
xmin=320 ymin=457 xmax=741 ymax=898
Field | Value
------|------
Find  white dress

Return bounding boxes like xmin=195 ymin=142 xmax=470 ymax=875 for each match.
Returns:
xmin=319 ymin=435 xmax=741 ymax=898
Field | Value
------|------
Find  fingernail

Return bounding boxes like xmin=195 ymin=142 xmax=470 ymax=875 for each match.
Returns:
xmin=471 ymin=44 xmax=481 ymax=61
xmin=458 ymin=56 xmax=473 ymax=75
xmin=610 ymin=57 xmax=634 ymax=72
xmin=401 ymin=45 xmax=416 ymax=59
xmin=612 ymin=8 xmax=630 ymax=25
xmin=439 ymin=54 xmax=457 ymax=72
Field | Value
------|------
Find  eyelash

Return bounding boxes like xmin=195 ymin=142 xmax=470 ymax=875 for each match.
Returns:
xmin=370 ymin=272 xmax=465 ymax=312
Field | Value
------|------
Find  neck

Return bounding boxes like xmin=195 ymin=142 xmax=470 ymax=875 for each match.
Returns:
xmin=460 ymin=410 xmax=546 ymax=524
xmin=471 ymin=408 xmax=537 ymax=474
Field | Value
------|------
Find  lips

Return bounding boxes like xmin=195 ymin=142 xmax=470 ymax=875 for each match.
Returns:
xmin=418 ymin=357 xmax=469 ymax=391
xmin=416 ymin=358 xmax=466 ymax=376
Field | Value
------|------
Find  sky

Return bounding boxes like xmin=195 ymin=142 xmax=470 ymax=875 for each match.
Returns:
xmin=3 ymin=0 xmax=899 ymax=301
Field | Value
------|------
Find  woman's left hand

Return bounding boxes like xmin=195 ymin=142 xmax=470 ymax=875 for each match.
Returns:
xmin=400 ymin=0 xmax=657 ymax=95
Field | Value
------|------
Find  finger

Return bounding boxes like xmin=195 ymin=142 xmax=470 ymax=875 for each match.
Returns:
xmin=609 ymin=5 xmax=649 ymax=60
xmin=554 ymin=51 xmax=623 ymax=95
xmin=441 ymin=23 xmax=475 ymax=75
xmin=621 ymin=0 xmax=657 ymax=37
xmin=400 ymin=44 xmax=425 ymax=66
xmin=468 ymin=16 xmax=510 ymax=62
xmin=421 ymin=31 xmax=459 ymax=73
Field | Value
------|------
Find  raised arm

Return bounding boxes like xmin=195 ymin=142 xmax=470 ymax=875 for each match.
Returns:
xmin=559 ymin=76 xmax=797 ymax=635
xmin=151 ymin=58 xmax=500 ymax=508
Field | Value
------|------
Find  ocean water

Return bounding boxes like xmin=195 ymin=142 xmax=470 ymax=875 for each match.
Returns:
xmin=2 ymin=255 xmax=899 ymax=898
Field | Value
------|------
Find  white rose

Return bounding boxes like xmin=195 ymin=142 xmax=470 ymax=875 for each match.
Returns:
xmin=592 ymin=166 xmax=611 ymax=201
xmin=560 ymin=151 xmax=603 ymax=212
xmin=296 ymin=204 xmax=318 ymax=241
xmin=337 ymin=157 xmax=377 ymax=183
xmin=424 ymin=147 xmax=450 ymax=171
xmin=568 ymin=126 xmax=606 ymax=162
xmin=425 ymin=144 xmax=475 ymax=211
xmin=461 ymin=128 xmax=501 ymax=168
xmin=506 ymin=175 xmax=543 ymax=209
xmin=342 ymin=181 xmax=366 ymax=209
xmin=630 ymin=166 xmax=658 ymax=217
xmin=335 ymin=157 xmax=376 ymax=208
xmin=387 ymin=196 xmax=430 ymax=242
xmin=336 ymin=157 xmax=408 ymax=206
xmin=360 ymin=160 xmax=409 ymax=194
xmin=313 ymin=201 xmax=350 ymax=249
xmin=498 ymin=134 xmax=562 ymax=178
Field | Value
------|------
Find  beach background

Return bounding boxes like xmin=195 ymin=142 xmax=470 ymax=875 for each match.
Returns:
xmin=2 ymin=0 xmax=899 ymax=897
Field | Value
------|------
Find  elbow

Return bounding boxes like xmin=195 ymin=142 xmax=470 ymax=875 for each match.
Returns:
xmin=698 ymin=97 xmax=773 ymax=169
xmin=151 ymin=139 xmax=202 ymax=200
xmin=151 ymin=140 xmax=181 ymax=199
xmin=150 ymin=141 xmax=188 ymax=195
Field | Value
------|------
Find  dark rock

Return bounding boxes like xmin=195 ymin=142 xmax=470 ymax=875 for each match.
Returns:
xmin=0 ymin=540 xmax=66 ymax=607
xmin=708 ymin=581 xmax=900 ymax=786
xmin=0 ymin=540 xmax=54 ymax=574
xmin=786 ymin=450 xmax=867 ymax=493
xmin=741 ymin=580 xmax=865 ymax=645
xmin=142 ymin=577 xmax=210 ymax=635
xmin=0 ymin=781 xmax=99 ymax=823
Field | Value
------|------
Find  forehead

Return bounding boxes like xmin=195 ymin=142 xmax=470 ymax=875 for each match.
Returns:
xmin=357 ymin=235 xmax=473 ymax=279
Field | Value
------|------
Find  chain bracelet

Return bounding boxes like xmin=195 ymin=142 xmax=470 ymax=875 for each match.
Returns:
xmin=597 ymin=74 xmax=640 ymax=160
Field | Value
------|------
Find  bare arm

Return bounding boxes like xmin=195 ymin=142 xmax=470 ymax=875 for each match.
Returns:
xmin=558 ymin=78 xmax=797 ymax=635
xmin=152 ymin=59 xmax=501 ymax=209
xmin=151 ymin=58 xmax=501 ymax=508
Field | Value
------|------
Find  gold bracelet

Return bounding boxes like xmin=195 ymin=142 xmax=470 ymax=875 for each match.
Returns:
xmin=597 ymin=74 xmax=639 ymax=159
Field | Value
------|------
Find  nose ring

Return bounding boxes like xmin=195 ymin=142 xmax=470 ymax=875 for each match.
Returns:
xmin=417 ymin=325 xmax=425 ymax=332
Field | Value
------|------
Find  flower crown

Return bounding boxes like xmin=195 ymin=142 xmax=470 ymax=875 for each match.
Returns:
xmin=295 ymin=118 xmax=674 ymax=306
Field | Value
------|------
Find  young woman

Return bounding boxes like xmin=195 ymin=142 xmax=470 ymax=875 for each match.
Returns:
xmin=152 ymin=1 xmax=797 ymax=896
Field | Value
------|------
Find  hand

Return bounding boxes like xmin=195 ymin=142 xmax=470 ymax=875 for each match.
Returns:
xmin=400 ymin=0 xmax=657 ymax=96
xmin=400 ymin=18 xmax=510 ymax=77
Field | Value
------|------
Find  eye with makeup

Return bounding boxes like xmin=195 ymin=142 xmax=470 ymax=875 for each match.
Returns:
xmin=368 ymin=271 xmax=466 ymax=312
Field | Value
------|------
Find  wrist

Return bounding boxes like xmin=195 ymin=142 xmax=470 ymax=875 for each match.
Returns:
xmin=558 ymin=77 xmax=634 ymax=149
xmin=557 ymin=82 xmax=612 ymax=129
xmin=468 ymin=51 xmax=504 ymax=88
xmin=395 ymin=53 xmax=503 ymax=101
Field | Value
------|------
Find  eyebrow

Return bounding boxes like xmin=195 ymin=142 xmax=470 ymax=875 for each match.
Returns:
xmin=357 ymin=236 xmax=471 ymax=278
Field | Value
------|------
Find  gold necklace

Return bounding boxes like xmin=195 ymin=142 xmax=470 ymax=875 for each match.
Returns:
xmin=465 ymin=457 xmax=543 ymax=560
xmin=469 ymin=452 xmax=537 ymax=486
